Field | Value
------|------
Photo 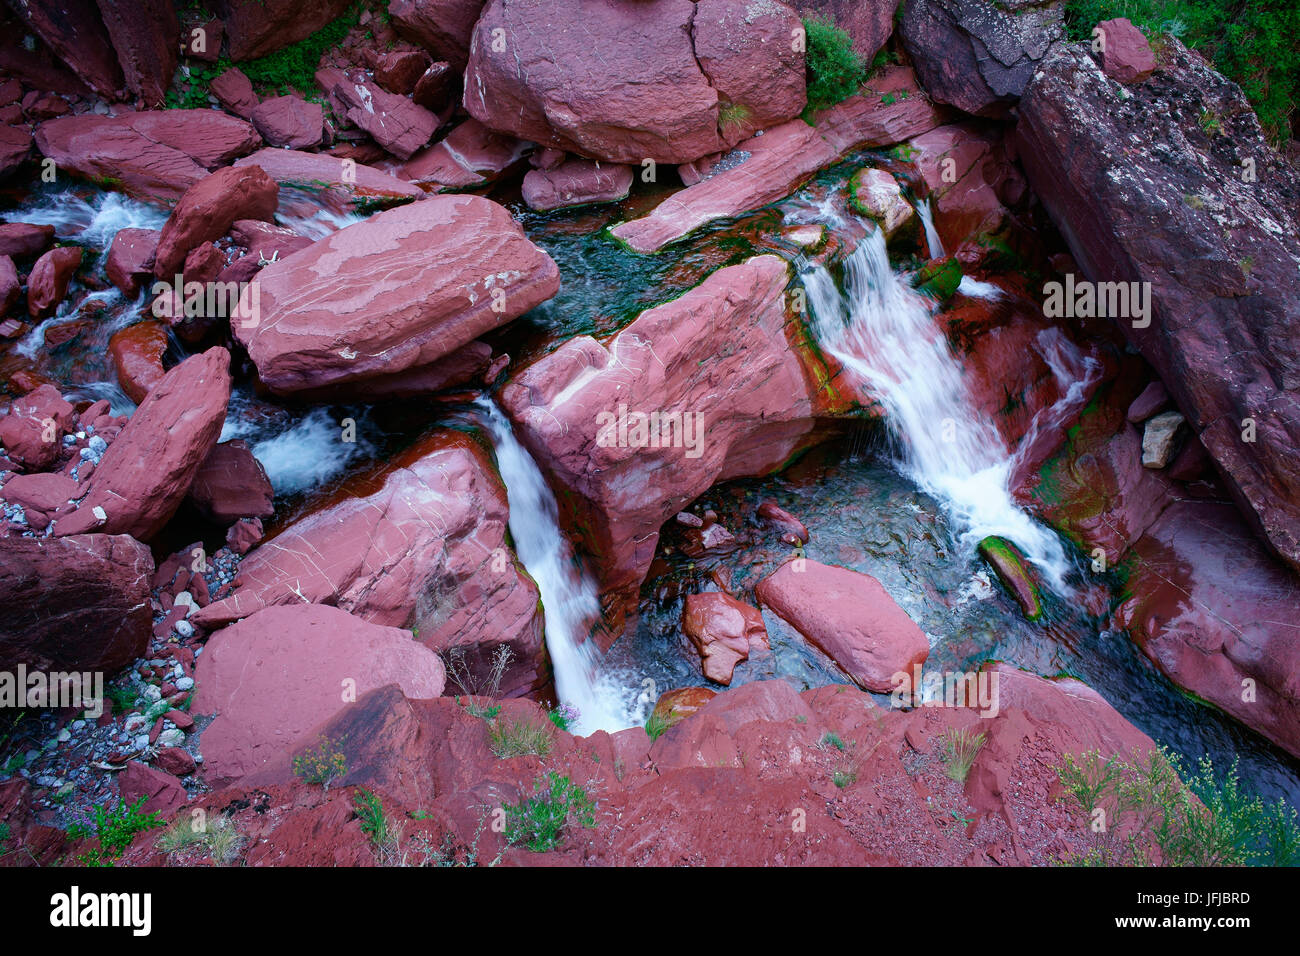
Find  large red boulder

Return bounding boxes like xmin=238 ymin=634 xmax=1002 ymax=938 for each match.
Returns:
xmin=26 ymin=246 xmax=82 ymax=318
xmin=210 ymin=67 xmax=259 ymax=119
xmin=1097 ymin=17 xmax=1155 ymax=84
xmin=96 ymin=0 xmax=180 ymax=105
xmin=219 ymin=0 xmax=354 ymax=61
xmin=154 ymin=165 xmax=278 ymax=278
xmin=399 ymin=118 xmax=530 ymax=191
xmin=390 ymin=0 xmax=486 ymax=69
xmin=464 ymin=0 xmax=804 ymax=165
xmin=193 ymin=603 xmax=447 ymax=786
xmin=233 ymin=195 xmax=558 ymax=396
xmin=1016 ymin=41 xmax=1300 ymax=573
xmin=798 ymin=0 xmax=898 ymax=61
xmin=35 ymin=111 xmax=262 ymax=202
xmin=1115 ymin=501 xmax=1300 ymax=759
xmin=250 ymin=95 xmax=324 ymax=150
xmin=105 ymin=227 xmax=159 ymax=295
xmin=187 ymin=439 xmax=275 ymax=525
xmin=0 ymin=222 xmax=55 ymax=259
xmin=0 ymin=533 xmax=153 ymax=674
xmin=8 ymin=0 xmax=123 ymax=98
xmin=318 ymin=71 xmax=437 ymax=159
xmin=901 ymin=0 xmax=1065 ymax=118
xmin=108 ymin=320 xmax=168 ymax=403
xmin=0 ymin=255 xmax=17 ymax=314
xmin=755 ymin=559 xmax=929 ymax=692
xmin=682 ymin=592 xmax=768 ymax=685
xmin=54 ymin=348 xmax=231 ymax=540
xmin=193 ymin=431 xmax=548 ymax=697
xmin=0 ymin=125 xmax=31 ymax=178
xmin=500 ymin=255 xmax=826 ymax=627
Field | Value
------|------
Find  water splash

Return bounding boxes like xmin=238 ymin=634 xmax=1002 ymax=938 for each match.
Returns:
xmin=475 ymin=397 xmax=642 ymax=735
xmin=221 ymin=397 xmax=372 ymax=496
xmin=3 ymin=190 xmax=166 ymax=251
xmin=804 ymin=227 xmax=1075 ymax=591
xmin=915 ymin=196 xmax=944 ymax=260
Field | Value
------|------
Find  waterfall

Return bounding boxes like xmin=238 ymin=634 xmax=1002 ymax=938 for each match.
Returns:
xmin=475 ymin=397 xmax=640 ymax=735
xmin=804 ymin=227 xmax=1074 ymax=591
xmin=916 ymin=196 xmax=944 ymax=261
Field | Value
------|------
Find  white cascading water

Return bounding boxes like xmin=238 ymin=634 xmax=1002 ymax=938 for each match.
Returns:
xmin=475 ymin=398 xmax=640 ymax=734
xmin=804 ymin=225 xmax=1074 ymax=591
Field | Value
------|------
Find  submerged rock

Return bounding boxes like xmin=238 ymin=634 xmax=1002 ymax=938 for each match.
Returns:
xmin=978 ymin=536 xmax=1042 ymax=620
xmin=235 ymin=195 xmax=558 ymax=397
xmin=521 ymin=159 xmax=634 ymax=211
xmin=25 ymin=246 xmax=81 ymax=318
xmin=682 ymin=592 xmax=768 ymax=685
xmin=108 ymin=320 xmax=168 ymax=403
xmin=234 ymin=148 xmax=424 ymax=212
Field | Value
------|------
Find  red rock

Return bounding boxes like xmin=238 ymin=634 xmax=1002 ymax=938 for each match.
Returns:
xmin=0 ymin=384 xmax=75 ymax=469
xmin=188 ymin=439 xmax=275 ymax=524
xmin=226 ymin=516 xmax=263 ymax=554
xmin=374 ymin=49 xmax=430 ymax=95
xmin=97 ymin=0 xmax=180 ymax=105
xmin=164 ymin=709 xmax=194 ymax=731
xmin=464 ymin=0 xmax=724 ymax=164
xmin=1126 ymin=380 xmax=1169 ymax=423
xmin=757 ymin=501 xmax=809 ymax=544
xmin=105 ymin=227 xmax=159 ymax=296
xmin=1116 ymin=501 xmax=1300 ymax=759
xmin=900 ymin=0 xmax=1065 ymax=118
xmin=108 ymin=320 xmax=168 ymax=404
xmin=251 ymin=94 xmax=323 ymax=149
xmin=233 ymin=196 xmax=558 ymax=396
xmin=0 ymin=254 xmax=17 ymax=314
xmin=26 ymin=246 xmax=82 ymax=318
xmin=182 ymin=241 xmax=225 ymax=286
xmin=412 ymin=61 xmax=455 ymax=111
xmin=0 ymin=222 xmax=54 ymax=259
xmin=54 ymin=348 xmax=230 ymax=540
xmin=194 ymin=431 xmax=548 ymax=698
xmin=400 ymin=118 xmax=529 ymax=190
xmin=193 ymin=603 xmax=447 ymax=786
xmin=0 ymin=533 xmax=153 ymax=673
xmin=0 ymin=125 xmax=31 ymax=178
xmin=35 ymin=111 xmax=262 ymax=202
xmin=813 ymin=65 xmax=951 ymax=151
xmin=321 ymin=71 xmax=437 ymax=159
xmin=908 ymin=121 xmax=1023 ymax=260
xmin=1017 ymin=41 xmax=1300 ymax=572
xmin=21 ymin=91 xmax=69 ymax=120
xmin=755 ymin=559 xmax=929 ymax=692
xmin=521 ymin=159 xmax=634 ymax=211
xmin=682 ymin=592 xmax=768 ymax=685
xmin=389 ymin=0 xmax=484 ymax=69
xmin=1 ymin=471 xmax=78 ymax=512
xmin=119 ymin=760 xmax=187 ymax=817
xmin=184 ymin=17 xmax=223 ymax=62
xmin=210 ymin=67 xmax=259 ymax=119
xmin=501 ymin=256 xmax=824 ymax=626
xmin=234 ymin=148 xmax=424 ymax=212
xmin=227 ymin=219 xmax=312 ymax=267
xmin=692 ymin=0 xmax=806 ymax=146
xmin=154 ymin=165 xmax=278 ymax=278
xmin=221 ymin=0 xmax=354 ymax=61
xmin=8 ymin=0 xmax=123 ymax=98
xmin=651 ymin=686 xmax=717 ymax=729
xmin=153 ymin=747 xmax=196 ymax=777
xmin=1097 ymin=18 xmax=1156 ymax=84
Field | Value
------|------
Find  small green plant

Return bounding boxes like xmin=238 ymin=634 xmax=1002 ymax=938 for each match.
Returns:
xmin=446 ymin=644 xmax=515 ymax=714
xmin=503 ymin=772 xmax=598 ymax=852
xmin=488 ymin=717 xmax=554 ymax=759
xmin=718 ymin=100 xmax=752 ymax=134
xmin=802 ymin=15 xmax=868 ymax=116
xmin=1198 ymin=109 xmax=1223 ymax=136
xmin=547 ymin=703 xmax=580 ymax=732
xmin=353 ymin=788 xmax=388 ymax=847
xmin=292 ymin=734 xmax=348 ymax=790
xmin=1057 ymin=748 xmax=1300 ymax=866
xmin=156 ymin=813 xmax=246 ymax=865
xmin=644 ymin=710 xmax=671 ymax=741
xmin=0 ymin=821 xmax=10 ymax=858
xmin=832 ymin=768 xmax=857 ymax=788
xmin=939 ymin=727 xmax=987 ymax=783
xmin=104 ymin=684 xmax=140 ymax=715
xmin=820 ymin=731 xmax=848 ymax=752
xmin=68 ymin=797 xmax=164 ymax=867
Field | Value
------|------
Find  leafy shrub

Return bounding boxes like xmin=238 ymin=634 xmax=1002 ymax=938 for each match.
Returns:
xmin=1064 ymin=0 xmax=1299 ymax=145
xmin=353 ymin=788 xmax=388 ymax=847
xmin=503 ymin=772 xmax=597 ymax=852
xmin=68 ymin=797 xmax=164 ymax=867
xmin=547 ymin=703 xmax=580 ymax=732
xmin=644 ymin=709 xmax=671 ymax=741
xmin=292 ymin=734 xmax=348 ymax=789
xmin=803 ymin=15 xmax=868 ymax=116
xmin=1057 ymin=748 xmax=1300 ymax=866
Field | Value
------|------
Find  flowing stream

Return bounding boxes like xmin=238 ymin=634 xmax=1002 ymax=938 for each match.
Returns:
xmin=804 ymin=224 xmax=1075 ymax=590
xmin=475 ymin=398 xmax=641 ymax=734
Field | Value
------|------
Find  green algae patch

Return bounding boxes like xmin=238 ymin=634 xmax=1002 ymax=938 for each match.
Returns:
xmin=978 ymin=535 xmax=1043 ymax=621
